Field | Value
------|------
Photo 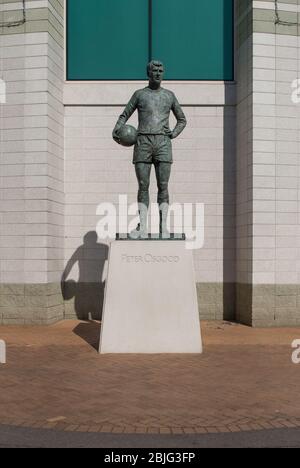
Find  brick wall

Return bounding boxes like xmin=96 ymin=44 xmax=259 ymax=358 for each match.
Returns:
xmin=236 ymin=0 xmax=300 ymax=326
xmin=1 ymin=1 xmax=300 ymax=326
xmin=0 ymin=0 xmax=64 ymax=324
xmin=63 ymin=83 xmax=236 ymax=321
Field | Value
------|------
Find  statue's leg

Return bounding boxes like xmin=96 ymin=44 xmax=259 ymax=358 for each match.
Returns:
xmin=132 ymin=162 xmax=152 ymax=238
xmin=155 ymin=162 xmax=171 ymax=238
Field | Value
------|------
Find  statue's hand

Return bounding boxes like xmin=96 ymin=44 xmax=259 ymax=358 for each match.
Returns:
xmin=112 ymin=128 xmax=121 ymax=144
xmin=165 ymin=130 xmax=174 ymax=139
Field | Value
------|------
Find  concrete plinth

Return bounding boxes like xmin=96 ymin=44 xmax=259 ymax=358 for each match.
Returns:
xmin=99 ymin=240 xmax=202 ymax=354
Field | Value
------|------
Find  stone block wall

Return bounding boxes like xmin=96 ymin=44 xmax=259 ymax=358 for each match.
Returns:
xmin=0 ymin=0 xmax=65 ymax=324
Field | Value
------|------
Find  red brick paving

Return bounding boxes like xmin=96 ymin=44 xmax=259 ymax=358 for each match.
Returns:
xmin=0 ymin=320 xmax=299 ymax=434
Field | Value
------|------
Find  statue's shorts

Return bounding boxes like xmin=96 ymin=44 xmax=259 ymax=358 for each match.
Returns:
xmin=133 ymin=134 xmax=173 ymax=164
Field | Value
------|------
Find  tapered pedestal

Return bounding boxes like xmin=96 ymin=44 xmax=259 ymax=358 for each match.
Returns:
xmin=99 ymin=240 xmax=202 ymax=354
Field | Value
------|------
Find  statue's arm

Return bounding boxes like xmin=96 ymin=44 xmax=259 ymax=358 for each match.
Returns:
xmin=112 ymin=92 xmax=138 ymax=143
xmin=171 ymin=95 xmax=187 ymax=139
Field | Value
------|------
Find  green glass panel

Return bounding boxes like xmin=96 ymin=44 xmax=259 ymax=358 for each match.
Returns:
xmin=67 ymin=0 xmax=149 ymax=80
xmin=151 ymin=0 xmax=234 ymax=80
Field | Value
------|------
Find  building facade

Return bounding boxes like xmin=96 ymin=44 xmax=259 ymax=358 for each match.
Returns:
xmin=0 ymin=0 xmax=300 ymax=326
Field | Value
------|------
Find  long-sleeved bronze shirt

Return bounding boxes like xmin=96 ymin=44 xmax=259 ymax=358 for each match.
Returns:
xmin=114 ymin=87 xmax=187 ymax=139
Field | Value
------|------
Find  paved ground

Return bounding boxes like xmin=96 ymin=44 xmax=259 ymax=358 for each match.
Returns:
xmin=0 ymin=320 xmax=300 ymax=439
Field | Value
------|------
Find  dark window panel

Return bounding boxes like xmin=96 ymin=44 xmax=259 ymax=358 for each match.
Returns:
xmin=67 ymin=0 xmax=149 ymax=80
xmin=152 ymin=0 xmax=234 ymax=80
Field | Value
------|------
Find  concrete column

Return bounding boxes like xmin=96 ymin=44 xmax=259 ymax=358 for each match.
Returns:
xmin=236 ymin=0 xmax=300 ymax=326
xmin=0 ymin=0 xmax=64 ymax=324
xmin=236 ymin=0 xmax=254 ymax=324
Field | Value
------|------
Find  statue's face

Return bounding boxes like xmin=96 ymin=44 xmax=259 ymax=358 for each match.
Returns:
xmin=149 ymin=64 xmax=164 ymax=85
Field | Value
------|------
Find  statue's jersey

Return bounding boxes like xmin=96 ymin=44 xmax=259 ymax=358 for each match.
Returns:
xmin=115 ymin=87 xmax=187 ymax=139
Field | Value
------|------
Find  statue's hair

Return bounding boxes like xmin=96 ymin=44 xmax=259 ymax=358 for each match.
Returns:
xmin=147 ymin=60 xmax=164 ymax=76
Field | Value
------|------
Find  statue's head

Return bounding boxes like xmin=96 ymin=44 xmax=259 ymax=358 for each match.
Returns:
xmin=147 ymin=60 xmax=164 ymax=86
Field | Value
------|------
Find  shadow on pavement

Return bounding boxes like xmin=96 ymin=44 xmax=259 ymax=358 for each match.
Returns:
xmin=73 ymin=321 xmax=101 ymax=351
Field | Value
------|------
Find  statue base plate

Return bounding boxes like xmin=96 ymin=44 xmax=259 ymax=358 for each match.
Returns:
xmin=116 ymin=233 xmax=186 ymax=241
xmin=99 ymin=240 xmax=202 ymax=354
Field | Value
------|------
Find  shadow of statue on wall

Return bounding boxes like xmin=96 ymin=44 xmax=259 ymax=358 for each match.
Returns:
xmin=61 ymin=231 xmax=109 ymax=321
